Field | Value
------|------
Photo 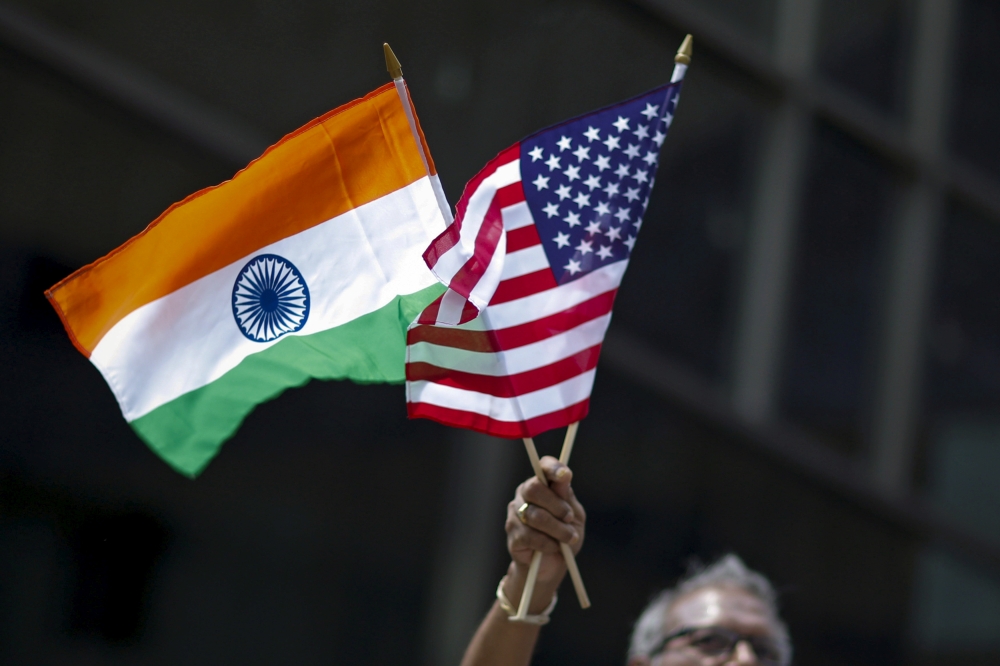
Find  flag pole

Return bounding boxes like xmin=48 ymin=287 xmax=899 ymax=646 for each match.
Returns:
xmin=515 ymin=422 xmax=590 ymax=620
xmin=383 ymin=43 xmax=454 ymax=224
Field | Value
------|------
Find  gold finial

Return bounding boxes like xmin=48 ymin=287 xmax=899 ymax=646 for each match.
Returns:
xmin=384 ymin=42 xmax=403 ymax=79
xmin=675 ymin=34 xmax=693 ymax=65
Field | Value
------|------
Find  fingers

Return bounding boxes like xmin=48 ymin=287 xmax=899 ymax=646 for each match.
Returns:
xmin=539 ymin=455 xmax=579 ymax=504
xmin=539 ymin=455 xmax=571 ymax=483
xmin=519 ymin=500 xmax=580 ymax=545
xmin=506 ymin=514 xmax=562 ymax=556
xmin=521 ymin=476 xmax=575 ymax=524
xmin=505 ymin=456 xmax=587 ymax=565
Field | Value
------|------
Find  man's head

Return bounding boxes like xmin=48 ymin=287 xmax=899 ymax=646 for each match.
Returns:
xmin=627 ymin=555 xmax=791 ymax=666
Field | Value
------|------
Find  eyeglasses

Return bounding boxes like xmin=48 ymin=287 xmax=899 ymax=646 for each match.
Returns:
xmin=649 ymin=626 xmax=782 ymax=665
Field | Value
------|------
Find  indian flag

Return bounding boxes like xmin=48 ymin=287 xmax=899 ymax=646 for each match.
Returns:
xmin=46 ymin=82 xmax=450 ymax=477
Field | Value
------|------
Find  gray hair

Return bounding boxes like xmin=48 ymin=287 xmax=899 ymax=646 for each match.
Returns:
xmin=626 ymin=554 xmax=791 ymax=665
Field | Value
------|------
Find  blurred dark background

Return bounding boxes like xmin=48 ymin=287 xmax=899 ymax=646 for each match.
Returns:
xmin=0 ymin=0 xmax=998 ymax=664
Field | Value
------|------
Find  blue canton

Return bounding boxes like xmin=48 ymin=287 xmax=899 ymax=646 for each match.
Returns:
xmin=521 ymin=82 xmax=682 ymax=284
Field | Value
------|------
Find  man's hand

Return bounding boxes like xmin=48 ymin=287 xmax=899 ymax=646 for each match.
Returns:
xmin=502 ymin=455 xmax=586 ymax=612
xmin=459 ymin=455 xmax=588 ymax=666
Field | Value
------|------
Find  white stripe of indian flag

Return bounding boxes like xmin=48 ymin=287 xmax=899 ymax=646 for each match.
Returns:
xmin=94 ymin=176 xmax=444 ymax=422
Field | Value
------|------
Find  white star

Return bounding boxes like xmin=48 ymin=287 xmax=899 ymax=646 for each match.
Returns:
xmin=614 ymin=208 xmax=630 ymax=223
xmin=602 ymin=135 xmax=620 ymax=152
xmin=528 ymin=146 xmax=544 ymax=161
xmin=663 ymin=111 xmax=674 ymax=127
xmin=624 ymin=235 xmax=636 ymax=251
xmin=642 ymin=196 xmax=650 ymax=210
xmin=602 ymin=181 xmax=620 ymax=197
xmin=583 ymin=126 xmax=601 ymax=142
xmin=653 ymin=130 xmax=666 ymax=147
xmin=564 ymin=165 xmax=581 ymax=181
xmin=594 ymin=201 xmax=611 ymax=216
xmin=624 ymin=143 xmax=641 ymax=159
xmin=641 ymin=103 xmax=659 ymax=120
xmin=605 ymin=225 xmax=622 ymax=241
xmin=564 ymin=258 xmax=582 ymax=275
xmin=553 ymin=231 xmax=571 ymax=248
xmin=613 ymin=116 xmax=630 ymax=132
xmin=533 ymin=174 xmax=550 ymax=190
xmin=634 ymin=217 xmax=643 ymax=230
xmin=557 ymin=135 xmax=572 ymax=151
xmin=573 ymin=192 xmax=591 ymax=208
xmin=642 ymin=151 xmax=658 ymax=166
xmin=633 ymin=124 xmax=649 ymax=140
xmin=583 ymin=174 xmax=602 ymax=191
xmin=594 ymin=155 xmax=611 ymax=171
xmin=624 ymin=187 xmax=641 ymax=202
xmin=555 ymin=184 xmax=572 ymax=200
xmin=575 ymin=239 xmax=594 ymax=255
xmin=634 ymin=169 xmax=649 ymax=183
xmin=614 ymin=163 xmax=631 ymax=178
xmin=542 ymin=202 xmax=560 ymax=218
xmin=545 ymin=154 xmax=561 ymax=171
xmin=585 ymin=220 xmax=603 ymax=235
xmin=564 ymin=211 xmax=582 ymax=227
xmin=572 ymin=145 xmax=591 ymax=162
xmin=596 ymin=245 xmax=614 ymax=260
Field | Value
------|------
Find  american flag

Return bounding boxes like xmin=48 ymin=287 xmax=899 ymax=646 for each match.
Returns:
xmin=407 ymin=76 xmax=684 ymax=437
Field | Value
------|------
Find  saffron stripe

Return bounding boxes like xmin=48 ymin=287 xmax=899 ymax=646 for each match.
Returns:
xmin=48 ymin=83 xmax=431 ymax=355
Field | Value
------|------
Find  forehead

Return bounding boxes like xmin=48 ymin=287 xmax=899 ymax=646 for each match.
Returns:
xmin=665 ymin=586 xmax=777 ymax=637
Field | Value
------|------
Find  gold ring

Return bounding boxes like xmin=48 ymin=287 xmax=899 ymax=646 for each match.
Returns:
xmin=517 ymin=502 xmax=531 ymax=525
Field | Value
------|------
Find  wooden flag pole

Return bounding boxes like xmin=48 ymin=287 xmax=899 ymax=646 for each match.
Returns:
xmin=514 ymin=422 xmax=590 ymax=620
xmin=383 ymin=43 xmax=454 ymax=225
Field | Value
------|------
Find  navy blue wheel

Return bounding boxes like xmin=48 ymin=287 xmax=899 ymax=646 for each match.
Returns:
xmin=232 ymin=254 xmax=310 ymax=342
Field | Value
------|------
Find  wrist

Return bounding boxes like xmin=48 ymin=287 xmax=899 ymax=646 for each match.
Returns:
xmin=504 ymin=561 xmax=562 ymax=614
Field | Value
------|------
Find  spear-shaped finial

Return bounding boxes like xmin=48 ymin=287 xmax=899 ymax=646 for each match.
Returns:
xmin=675 ymin=34 xmax=693 ymax=65
xmin=384 ymin=42 xmax=403 ymax=80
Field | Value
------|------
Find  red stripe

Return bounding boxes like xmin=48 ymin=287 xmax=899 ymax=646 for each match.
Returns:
xmin=490 ymin=269 xmax=557 ymax=305
xmin=457 ymin=299 xmax=480 ymax=324
xmin=406 ymin=289 xmax=617 ymax=351
xmin=407 ymin=399 xmax=591 ymax=438
xmin=416 ymin=293 xmax=444 ymax=326
xmin=422 ymin=143 xmax=519 ymax=268
xmin=407 ymin=345 xmax=601 ymax=397
xmin=446 ymin=182 xmax=523 ymax=299
xmin=417 ymin=291 xmax=482 ymax=327
xmin=408 ymin=320 xmax=492 ymax=351
xmin=492 ymin=289 xmax=617 ymax=349
xmin=505 ymin=225 xmax=541 ymax=253
xmin=496 ymin=181 xmax=526 ymax=208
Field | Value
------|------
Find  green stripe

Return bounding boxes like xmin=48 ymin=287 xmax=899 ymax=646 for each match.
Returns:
xmin=130 ymin=283 xmax=444 ymax=477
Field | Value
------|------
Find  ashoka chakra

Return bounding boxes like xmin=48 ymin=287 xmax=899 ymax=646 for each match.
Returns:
xmin=232 ymin=254 xmax=310 ymax=342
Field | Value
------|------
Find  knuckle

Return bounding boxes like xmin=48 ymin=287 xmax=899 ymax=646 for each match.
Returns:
xmin=522 ymin=484 xmax=544 ymax=503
